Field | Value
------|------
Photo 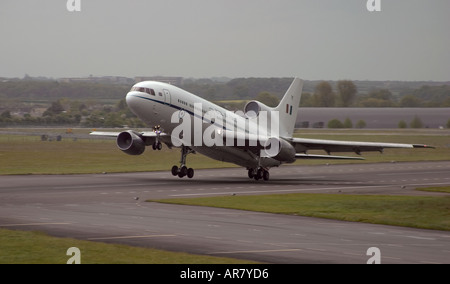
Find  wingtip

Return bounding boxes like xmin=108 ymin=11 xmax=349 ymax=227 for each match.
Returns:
xmin=413 ymin=144 xmax=435 ymax=149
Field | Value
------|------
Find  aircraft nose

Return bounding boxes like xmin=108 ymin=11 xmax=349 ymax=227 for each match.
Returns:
xmin=126 ymin=91 xmax=141 ymax=113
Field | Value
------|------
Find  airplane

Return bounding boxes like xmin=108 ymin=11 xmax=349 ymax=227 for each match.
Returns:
xmin=90 ymin=77 xmax=433 ymax=181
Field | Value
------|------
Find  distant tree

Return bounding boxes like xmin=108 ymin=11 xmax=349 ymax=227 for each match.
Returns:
xmin=369 ymin=89 xmax=393 ymax=101
xmin=255 ymin=92 xmax=279 ymax=107
xmin=408 ymin=85 xmax=450 ymax=107
xmin=343 ymin=117 xmax=353 ymax=128
xmin=104 ymin=113 xmax=124 ymax=128
xmin=398 ymin=120 xmax=407 ymax=128
xmin=337 ymin=80 xmax=357 ymax=107
xmin=43 ymin=100 xmax=65 ymax=116
xmin=359 ymin=89 xmax=396 ymax=107
xmin=443 ymin=97 xmax=450 ymax=107
xmin=355 ymin=119 xmax=367 ymax=129
xmin=300 ymin=92 xmax=314 ymax=107
xmin=328 ymin=119 xmax=344 ymax=128
xmin=400 ymin=95 xmax=422 ymax=107
xmin=313 ymin=81 xmax=335 ymax=107
xmin=410 ymin=115 xmax=423 ymax=128
xmin=359 ymin=97 xmax=395 ymax=107
xmin=447 ymin=118 xmax=450 ymax=129
xmin=1 ymin=110 xmax=12 ymax=119
xmin=233 ymin=85 xmax=249 ymax=99
xmin=116 ymin=99 xmax=127 ymax=111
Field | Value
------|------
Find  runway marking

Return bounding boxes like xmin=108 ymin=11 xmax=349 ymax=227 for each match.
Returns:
xmin=54 ymin=183 xmax=151 ymax=190
xmin=396 ymin=235 xmax=436 ymax=241
xmin=205 ymin=236 xmax=222 ymax=240
xmin=0 ymin=222 xmax=70 ymax=227
xmin=209 ymin=249 xmax=302 ymax=255
xmin=382 ymin=256 xmax=402 ymax=261
xmin=87 ymin=234 xmax=176 ymax=241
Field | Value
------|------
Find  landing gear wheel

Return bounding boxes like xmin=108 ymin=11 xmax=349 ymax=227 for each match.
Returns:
xmin=178 ymin=166 xmax=188 ymax=178
xmin=254 ymin=168 xmax=263 ymax=181
xmin=249 ymin=167 xmax=270 ymax=181
xmin=187 ymin=168 xmax=194 ymax=179
xmin=248 ymin=169 xmax=254 ymax=179
xmin=171 ymin=146 xmax=196 ymax=179
xmin=171 ymin=165 xmax=179 ymax=176
xmin=153 ymin=141 xmax=162 ymax=150
xmin=263 ymin=170 xmax=270 ymax=181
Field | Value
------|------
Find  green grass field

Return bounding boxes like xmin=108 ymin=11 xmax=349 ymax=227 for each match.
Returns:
xmin=0 ymin=229 xmax=258 ymax=264
xmin=416 ymin=186 xmax=450 ymax=194
xmin=0 ymin=128 xmax=449 ymax=175
xmin=149 ymin=193 xmax=450 ymax=231
xmin=0 ymin=134 xmax=235 ymax=175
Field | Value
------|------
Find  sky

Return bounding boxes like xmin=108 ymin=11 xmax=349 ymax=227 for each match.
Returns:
xmin=1 ymin=0 xmax=449 ymax=81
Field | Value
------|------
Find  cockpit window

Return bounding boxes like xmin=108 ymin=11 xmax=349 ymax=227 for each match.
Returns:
xmin=131 ymin=86 xmax=155 ymax=96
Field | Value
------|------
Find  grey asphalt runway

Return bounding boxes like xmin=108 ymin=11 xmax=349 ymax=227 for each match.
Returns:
xmin=1 ymin=161 xmax=450 ymax=263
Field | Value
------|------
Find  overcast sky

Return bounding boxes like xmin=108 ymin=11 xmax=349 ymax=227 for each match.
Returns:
xmin=1 ymin=0 xmax=449 ymax=81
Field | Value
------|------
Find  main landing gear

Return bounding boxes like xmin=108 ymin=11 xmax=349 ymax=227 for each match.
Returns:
xmin=247 ymin=167 xmax=270 ymax=181
xmin=171 ymin=146 xmax=195 ymax=179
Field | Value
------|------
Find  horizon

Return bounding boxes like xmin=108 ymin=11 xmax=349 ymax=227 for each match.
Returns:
xmin=2 ymin=75 xmax=449 ymax=84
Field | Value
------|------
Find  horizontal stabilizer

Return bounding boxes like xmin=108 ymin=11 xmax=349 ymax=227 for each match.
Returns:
xmin=295 ymin=154 xmax=365 ymax=160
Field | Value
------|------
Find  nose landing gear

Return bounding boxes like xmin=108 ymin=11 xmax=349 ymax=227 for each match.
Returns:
xmin=152 ymin=125 xmax=163 ymax=151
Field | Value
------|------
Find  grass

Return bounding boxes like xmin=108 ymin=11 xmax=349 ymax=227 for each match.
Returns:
xmin=0 ymin=128 xmax=449 ymax=175
xmin=0 ymin=229 xmax=258 ymax=264
xmin=149 ymin=193 xmax=450 ymax=231
xmin=0 ymin=134 xmax=235 ymax=175
xmin=416 ymin=186 xmax=450 ymax=194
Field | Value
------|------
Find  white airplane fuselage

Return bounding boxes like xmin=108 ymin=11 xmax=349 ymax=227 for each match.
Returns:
xmin=126 ymin=81 xmax=283 ymax=169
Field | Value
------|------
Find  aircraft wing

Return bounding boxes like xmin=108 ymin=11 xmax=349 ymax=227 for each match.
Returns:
xmin=90 ymin=131 xmax=122 ymax=137
xmin=289 ymin=137 xmax=434 ymax=156
xmin=295 ymin=153 xmax=365 ymax=160
xmin=90 ymin=131 xmax=174 ymax=148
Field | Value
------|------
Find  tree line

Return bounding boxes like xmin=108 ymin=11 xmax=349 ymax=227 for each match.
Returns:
xmin=0 ymin=98 xmax=145 ymax=128
xmin=1 ymin=78 xmax=449 ymax=107
xmin=324 ymin=116 xmax=450 ymax=129
xmin=299 ymin=81 xmax=450 ymax=108
xmin=1 ymin=77 xmax=449 ymax=127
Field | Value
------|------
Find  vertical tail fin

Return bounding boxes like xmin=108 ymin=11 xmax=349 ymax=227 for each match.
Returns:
xmin=275 ymin=78 xmax=303 ymax=138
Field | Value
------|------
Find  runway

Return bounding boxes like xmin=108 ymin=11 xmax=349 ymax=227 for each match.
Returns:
xmin=1 ymin=161 xmax=450 ymax=263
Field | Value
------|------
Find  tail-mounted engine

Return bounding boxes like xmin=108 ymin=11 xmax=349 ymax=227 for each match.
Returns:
xmin=244 ymin=101 xmax=273 ymax=118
